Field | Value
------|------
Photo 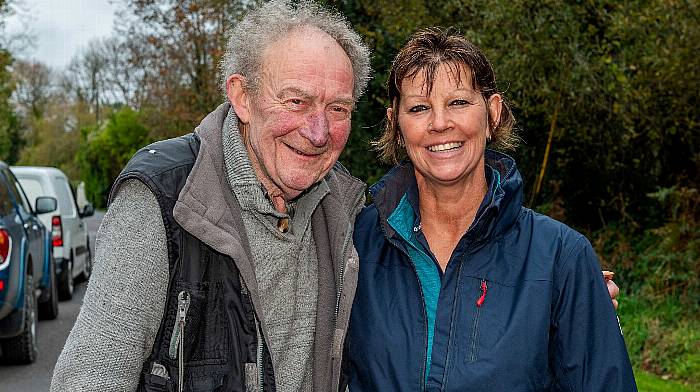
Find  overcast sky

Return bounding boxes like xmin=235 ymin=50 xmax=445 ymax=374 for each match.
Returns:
xmin=6 ymin=0 xmax=117 ymax=69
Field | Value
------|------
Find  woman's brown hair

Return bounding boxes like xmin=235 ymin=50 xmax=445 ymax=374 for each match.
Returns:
xmin=374 ymin=27 xmax=518 ymax=163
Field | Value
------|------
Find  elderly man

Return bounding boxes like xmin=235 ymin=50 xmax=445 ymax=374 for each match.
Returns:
xmin=50 ymin=1 xmax=369 ymax=391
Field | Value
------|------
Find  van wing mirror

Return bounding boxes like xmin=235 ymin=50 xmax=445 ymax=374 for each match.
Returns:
xmin=35 ymin=196 xmax=58 ymax=214
xmin=80 ymin=202 xmax=95 ymax=218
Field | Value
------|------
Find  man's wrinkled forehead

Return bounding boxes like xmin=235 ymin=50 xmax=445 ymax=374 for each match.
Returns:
xmin=256 ymin=27 xmax=354 ymax=99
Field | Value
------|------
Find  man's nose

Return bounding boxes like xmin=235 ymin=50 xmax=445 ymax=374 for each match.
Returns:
xmin=300 ymin=111 xmax=330 ymax=147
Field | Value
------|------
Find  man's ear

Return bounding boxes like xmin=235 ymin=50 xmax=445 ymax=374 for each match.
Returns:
xmin=226 ymin=74 xmax=251 ymax=123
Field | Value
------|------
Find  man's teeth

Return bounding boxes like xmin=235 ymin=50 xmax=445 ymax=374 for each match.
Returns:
xmin=427 ymin=142 xmax=463 ymax=152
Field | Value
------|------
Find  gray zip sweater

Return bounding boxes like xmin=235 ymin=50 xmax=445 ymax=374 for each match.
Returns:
xmin=50 ymin=103 xmax=366 ymax=392
xmin=222 ymin=109 xmax=325 ymax=391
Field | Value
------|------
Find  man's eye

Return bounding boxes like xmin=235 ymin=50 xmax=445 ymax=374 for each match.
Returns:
xmin=289 ymin=99 xmax=304 ymax=105
xmin=329 ymin=106 xmax=350 ymax=119
xmin=331 ymin=106 xmax=348 ymax=113
xmin=408 ymin=105 xmax=428 ymax=113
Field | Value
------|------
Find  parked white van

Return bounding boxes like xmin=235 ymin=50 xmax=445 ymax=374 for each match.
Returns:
xmin=10 ymin=167 xmax=94 ymax=300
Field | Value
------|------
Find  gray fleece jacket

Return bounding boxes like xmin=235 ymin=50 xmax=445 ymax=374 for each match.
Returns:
xmin=50 ymin=103 xmax=366 ymax=392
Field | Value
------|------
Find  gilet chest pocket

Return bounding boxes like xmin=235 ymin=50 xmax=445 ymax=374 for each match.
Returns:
xmin=161 ymin=281 xmax=229 ymax=363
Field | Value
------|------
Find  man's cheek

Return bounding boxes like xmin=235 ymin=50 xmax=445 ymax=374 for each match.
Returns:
xmin=330 ymin=123 xmax=351 ymax=147
xmin=269 ymin=113 xmax=306 ymax=137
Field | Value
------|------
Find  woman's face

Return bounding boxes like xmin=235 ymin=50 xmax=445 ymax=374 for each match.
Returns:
xmin=390 ymin=64 xmax=501 ymax=186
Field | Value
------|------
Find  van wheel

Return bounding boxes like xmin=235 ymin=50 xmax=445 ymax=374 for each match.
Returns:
xmin=58 ymin=258 xmax=74 ymax=301
xmin=39 ymin=256 xmax=59 ymax=320
xmin=0 ymin=274 xmax=38 ymax=364
xmin=80 ymin=238 xmax=92 ymax=281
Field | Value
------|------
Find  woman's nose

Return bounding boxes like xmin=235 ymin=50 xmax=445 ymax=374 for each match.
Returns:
xmin=428 ymin=108 xmax=451 ymax=132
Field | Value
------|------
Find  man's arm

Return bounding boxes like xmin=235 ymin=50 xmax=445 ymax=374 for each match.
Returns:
xmin=549 ymin=237 xmax=637 ymax=392
xmin=50 ymin=179 xmax=170 ymax=392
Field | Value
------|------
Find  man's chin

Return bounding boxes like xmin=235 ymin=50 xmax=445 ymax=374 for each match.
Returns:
xmin=279 ymin=176 xmax=324 ymax=198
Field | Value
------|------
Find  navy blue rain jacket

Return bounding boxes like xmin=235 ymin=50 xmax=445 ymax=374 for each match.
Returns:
xmin=343 ymin=151 xmax=637 ymax=391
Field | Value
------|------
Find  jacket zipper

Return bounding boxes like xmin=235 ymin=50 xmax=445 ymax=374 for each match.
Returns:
xmin=333 ymin=222 xmax=353 ymax=325
xmin=333 ymin=192 xmax=365 ymax=326
xmin=384 ymin=234 xmax=429 ymax=392
xmin=168 ymin=291 xmax=190 ymax=392
xmin=255 ymin=315 xmax=264 ymax=392
xmin=330 ymin=193 xmax=365 ymax=392
xmin=469 ymin=279 xmax=485 ymax=362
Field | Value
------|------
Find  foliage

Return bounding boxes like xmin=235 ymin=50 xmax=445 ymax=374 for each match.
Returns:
xmin=594 ymin=186 xmax=699 ymax=385
xmin=77 ymin=107 xmax=151 ymax=208
xmin=0 ymin=0 xmax=19 ymax=164
xmin=635 ymin=369 xmax=694 ymax=392
xmin=115 ymin=0 xmax=256 ymax=139
xmin=0 ymin=48 xmax=20 ymax=163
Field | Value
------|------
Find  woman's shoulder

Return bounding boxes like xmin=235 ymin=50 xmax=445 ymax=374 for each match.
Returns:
xmin=519 ymin=207 xmax=588 ymax=246
xmin=353 ymin=203 xmax=389 ymax=251
xmin=514 ymin=207 xmax=595 ymax=271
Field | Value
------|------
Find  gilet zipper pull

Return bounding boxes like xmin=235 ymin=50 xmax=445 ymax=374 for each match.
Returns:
xmin=168 ymin=291 xmax=191 ymax=392
xmin=476 ymin=280 xmax=488 ymax=307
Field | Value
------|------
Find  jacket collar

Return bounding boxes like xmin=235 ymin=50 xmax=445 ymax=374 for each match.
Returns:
xmin=370 ymin=149 xmax=523 ymax=246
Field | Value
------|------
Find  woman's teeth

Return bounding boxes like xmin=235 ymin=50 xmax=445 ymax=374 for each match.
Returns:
xmin=427 ymin=142 xmax=463 ymax=152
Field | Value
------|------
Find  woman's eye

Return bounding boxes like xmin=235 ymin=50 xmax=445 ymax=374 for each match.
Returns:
xmin=408 ymin=105 xmax=428 ymax=113
xmin=450 ymin=99 xmax=470 ymax=106
xmin=290 ymin=99 xmax=304 ymax=105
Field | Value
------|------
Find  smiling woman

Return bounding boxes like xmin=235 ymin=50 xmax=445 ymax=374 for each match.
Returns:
xmin=343 ymin=27 xmax=638 ymax=392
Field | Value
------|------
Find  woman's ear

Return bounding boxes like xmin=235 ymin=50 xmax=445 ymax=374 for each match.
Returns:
xmin=226 ymin=74 xmax=251 ymax=123
xmin=386 ymin=107 xmax=393 ymax=125
xmin=487 ymin=93 xmax=503 ymax=132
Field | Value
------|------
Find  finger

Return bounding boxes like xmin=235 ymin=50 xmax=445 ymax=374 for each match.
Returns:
xmin=612 ymin=298 xmax=619 ymax=310
xmin=602 ymin=270 xmax=615 ymax=281
xmin=607 ymin=279 xmax=620 ymax=299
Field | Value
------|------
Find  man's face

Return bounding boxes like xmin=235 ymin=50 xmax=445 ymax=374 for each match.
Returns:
xmin=241 ymin=28 xmax=355 ymax=201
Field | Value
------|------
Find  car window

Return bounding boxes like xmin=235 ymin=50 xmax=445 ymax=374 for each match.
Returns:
xmin=3 ymin=169 xmax=32 ymax=213
xmin=0 ymin=174 xmax=14 ymax=217
xmin=53 ymin=176 xmax=77 ymax=216
xmin=16 ymin=177 xmax=44 ymax=205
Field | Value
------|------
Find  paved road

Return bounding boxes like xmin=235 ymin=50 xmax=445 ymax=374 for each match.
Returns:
xmin=0 ymin=211 xmax=104 ymax=391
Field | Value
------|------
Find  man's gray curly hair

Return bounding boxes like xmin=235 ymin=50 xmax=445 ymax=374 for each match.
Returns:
xmin=220 ymin=0 xmax=371 ymax=101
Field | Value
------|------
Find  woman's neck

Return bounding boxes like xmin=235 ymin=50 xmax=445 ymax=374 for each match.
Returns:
xmin=415 ymin=167 xmax=488 ymax=271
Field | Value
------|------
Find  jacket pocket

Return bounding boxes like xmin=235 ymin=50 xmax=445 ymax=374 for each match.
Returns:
xmin=161 ymin=280 xmax=230 ymax=363
xmin=467 ymin=278 xmax=487 ymax=363
xmin=142 ymin=280 xmax=231 ymax=392
xmin=140 ymin=368 xmax=172 ymax=392
xmin=140 ymin=362 xmax=228 ymax=392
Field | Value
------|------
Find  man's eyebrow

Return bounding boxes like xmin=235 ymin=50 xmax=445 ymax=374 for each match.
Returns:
xmin=333 ymin=97 xmax=355 ymax=107
xmin=277 ymin=87 xmax=313 ymax=100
